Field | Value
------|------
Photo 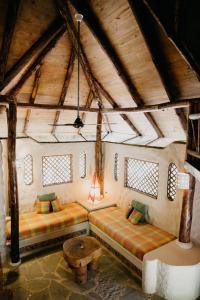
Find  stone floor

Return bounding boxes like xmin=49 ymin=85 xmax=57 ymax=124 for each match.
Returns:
xmin=2 ymin=245 xmax=164 ymax=300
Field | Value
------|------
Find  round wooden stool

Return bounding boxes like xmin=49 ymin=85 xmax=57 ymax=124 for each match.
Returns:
xmin=63 ymin=236 xmax=101 ymax=284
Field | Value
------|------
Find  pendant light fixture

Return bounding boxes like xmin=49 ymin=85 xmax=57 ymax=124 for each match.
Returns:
xmin=74 ymin=13 xmax=84 ymax=129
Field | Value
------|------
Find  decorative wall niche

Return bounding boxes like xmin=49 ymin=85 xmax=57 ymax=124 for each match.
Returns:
xmin=24 ymin=154 xmax=33 ymax=185
xmin=79 ymin=152 xmax=86 ymax=178
xmin=167 ymin=162 xmax=178 ymax=201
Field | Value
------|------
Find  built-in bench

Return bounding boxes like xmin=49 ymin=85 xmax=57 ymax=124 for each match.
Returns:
xmin=6 ymin=202 xmax=175 ymax=272
xmin=88 ymin=206 xmax=175 ymax=271
xmin=6 ymin=202 xmax=89 ymax=251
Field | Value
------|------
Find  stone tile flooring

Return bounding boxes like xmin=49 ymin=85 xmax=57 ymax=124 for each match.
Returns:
xmin=2 ymin=245 xmax=164 ymax=300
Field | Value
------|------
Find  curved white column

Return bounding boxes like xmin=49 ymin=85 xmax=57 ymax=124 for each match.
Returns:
xmin=143 ymin=240 xmax=200 ymax=300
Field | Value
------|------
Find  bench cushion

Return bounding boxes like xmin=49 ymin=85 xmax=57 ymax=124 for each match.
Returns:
xmin=6 ymin=202 xmax=88 ymax=241
xmin=89 ymin=207 xmax=175 ymax=260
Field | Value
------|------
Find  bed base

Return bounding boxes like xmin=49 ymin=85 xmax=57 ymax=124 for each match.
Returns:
xmin=89 ymin=223 xmax=143 ymax=271
xmin=7 ymin=222 xmax=89 ymax=258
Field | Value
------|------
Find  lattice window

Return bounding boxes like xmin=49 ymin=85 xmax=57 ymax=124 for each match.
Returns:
xmin=114 ymin=153 xmax=119 ymax=181
xmin=79 ymin=152 xmax=86 ymax=178
xmin=167 ymin=162 xmax=178 ymax=201
xmin=42 ymin=155 xmax=72 ymax=186
xmin=124 ymin=158 xmax=159 ymax=198
xmin=24 ymin=154 xmax=33 ymax=185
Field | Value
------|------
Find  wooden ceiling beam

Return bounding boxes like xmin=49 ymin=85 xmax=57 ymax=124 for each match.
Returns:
xmin=143 ymin=0 xmax=200 ymax=81
xmin=0 ymin=0 xmax=20 ymax=84
xmin=0 ymin=98 xmax=196 ymax=113
xmin=128 ymin=0 xmax=187 ymax=132
xmin=69 ymin=0 xmax=164 ymax=138
xmin=0 ymin=98 xmax=198 ymax=112
xmin=0 ymin=17 xmax=65 ymax=92
xmin=8 ymin=25 xmax=66 ymax=97
xmin=56 ymin=0 xmax=141 ymax=136
xmin=23 ymin=63 xmax=42 ymax=135
xmin=95 ymin=80 xmax=141 ymax=136
xmin=51 ymin=50 xmax=75 ymax=139
xmin=56 ymin=0 xmax=100 ymax=99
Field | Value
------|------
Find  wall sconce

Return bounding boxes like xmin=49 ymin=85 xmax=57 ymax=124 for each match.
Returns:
xmin=177 ymin=172 xmax=190 ymax=190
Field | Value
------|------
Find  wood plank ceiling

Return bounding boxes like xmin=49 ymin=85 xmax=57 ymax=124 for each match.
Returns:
xmin=0 ymin=0 xmax=200 ymax=147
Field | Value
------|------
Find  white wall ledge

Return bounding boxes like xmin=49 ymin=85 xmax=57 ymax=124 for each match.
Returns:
xmin=143 ymin=240 xmax=200 ymax=300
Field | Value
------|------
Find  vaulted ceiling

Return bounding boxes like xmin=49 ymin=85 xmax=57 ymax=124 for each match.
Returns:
xmin=0 ymin=0 xmax=200 ymax=147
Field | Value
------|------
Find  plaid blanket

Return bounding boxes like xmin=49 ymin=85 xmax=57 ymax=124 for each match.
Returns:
xmin=6 ymin=202 xmax=88 ymax=241
xmin=89 ymin=207 xmax=175 ymax=260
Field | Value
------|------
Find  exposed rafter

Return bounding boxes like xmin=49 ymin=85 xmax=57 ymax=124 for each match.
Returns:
xmin=8 ymin=25 xmax=66 ymax=97
xmin=0 ymin=0 xmax=20 ymax=84
xmin=0 ymin=98 xmax=197 ymax=113
xmin=0 ymin=17 xmax=65 ymax=92
xmin=23 ymin=63 xmax=42 ymax=135
xmin=56 ymin=0 xmax=141 ymax=137
xmin=96 ymin=80 xmax=141 ymax=136
xmin=69 ymin=0 xmax=164 ymax=138
xmin=77 ymin=89 xmax=93 ymax=135
xmin=143 ymin=0 xmax=200 ymax=81
xmin=51 ymin=50 xmax=75 ymax=140
xmin=128 ymin=0 xmax=187 ymax=132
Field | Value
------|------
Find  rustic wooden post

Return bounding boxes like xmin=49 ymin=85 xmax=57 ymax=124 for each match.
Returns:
xmin=7 ymin=99 xmax=20 ymax=264
xmin=95 ymin=104 xmax=104 ymax=197
xmin=178 ymin=173 xmax=195 ymax=247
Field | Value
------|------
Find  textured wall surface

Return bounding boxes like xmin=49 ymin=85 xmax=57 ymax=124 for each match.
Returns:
xmin=103 ymin=143 xmax=186 ymax=236
xmin=2 ymin=139 xmax=95 ymax=213
xmin=191 ymin=180 xmax=200 ymax=246
xmin=0 ymin=142 xmax=6 ymax=261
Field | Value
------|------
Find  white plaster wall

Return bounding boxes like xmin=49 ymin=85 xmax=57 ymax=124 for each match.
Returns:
xmin=0 ymin=142 xmax=6 ymax=261
xmin=191 ymin=179 xmax=200 ymax=246
xmin=2 ymin=139 xmax=95 ymax=213
xmin=103 ymin=142 xmax=186 ymax=236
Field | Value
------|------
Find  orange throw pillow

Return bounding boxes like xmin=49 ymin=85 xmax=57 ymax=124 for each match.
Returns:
xmin=36 ymin=201 xmax=50 ymax=214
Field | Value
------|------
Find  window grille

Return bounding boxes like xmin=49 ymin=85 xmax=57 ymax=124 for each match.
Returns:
xmin=124 ymin=157 xmax=159 ymax=198
xmin=167 ymin=162 xmax=178 ymax=201
xmin=79 ymin=152 xmax=86 ymax=178
xmin=114 ymin=153 xmax=119 ymax=181
xmin=42 ymin=155 xmax=72 ymax=186
xmin=24 ymin=154 xmax=33 ymax=185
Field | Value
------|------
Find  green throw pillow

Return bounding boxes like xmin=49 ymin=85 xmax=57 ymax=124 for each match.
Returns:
xmin=132 ymin=200 xmax=147 ymax=223
xmin=37 ymin=193 xmax=56 ymax=201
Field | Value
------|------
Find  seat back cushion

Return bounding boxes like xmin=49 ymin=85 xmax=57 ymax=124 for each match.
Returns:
xmin=37 ymin=193 xmax=56 ymax=201
xmin=36 ymin=201 xmax=50 ymax=214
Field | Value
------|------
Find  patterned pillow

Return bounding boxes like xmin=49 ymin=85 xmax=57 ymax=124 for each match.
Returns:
xmin=36 ymin=201 xmax=50 ymax=214
xmin=128 ymin=209 xmax=142 ymax=225
xmin=51 ymin=198 xmax=62 ymax=212
xmin=37 ymin=193 xmax=56 ymax=201
xmin=132 ymin=200 xmax=148 ymax=223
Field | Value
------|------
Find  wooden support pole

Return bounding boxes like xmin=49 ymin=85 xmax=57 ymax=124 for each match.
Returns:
xmin=179 ymin=173 xmax=195 ymax=244
xmin=95 ymin=106 xmax=104 ymax=196
xmin=7 ymin=100 xmax=20 ymax=264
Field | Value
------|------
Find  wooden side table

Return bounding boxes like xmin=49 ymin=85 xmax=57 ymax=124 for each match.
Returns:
xmin=63 ymin=236 xmax=101 ymax=284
